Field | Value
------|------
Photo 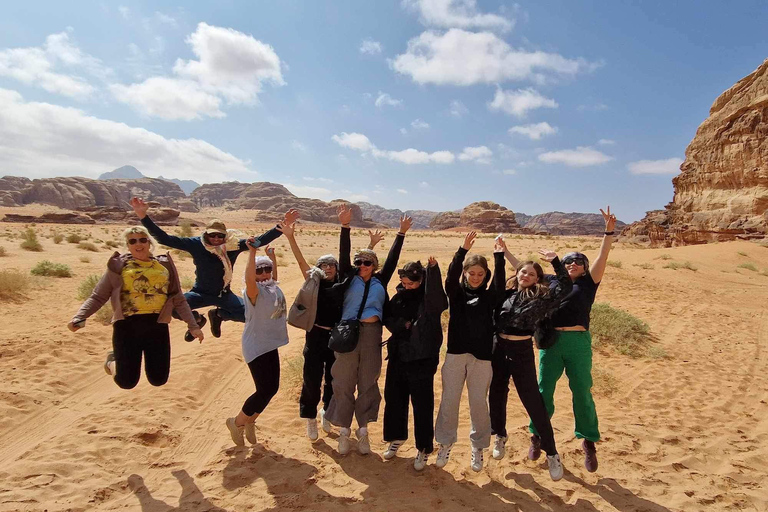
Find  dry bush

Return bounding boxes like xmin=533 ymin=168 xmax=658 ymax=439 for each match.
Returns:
xmin=0 ymin=246 xmax=6 ymax=257
xmin=606 ymin=260 xmax=622 ymax=268
xmin=178 ymin=220 xmax=194 ymax=237
xmin=66 ymin=233 xmax=84 ymax=243
xmin=663 ymin=261 xmax=697 ymax=271
xmin=592 ymin=366 xmax=620 ymax=397
xmin=31 ymin=260 xmax=73 ymax=277
xmin=590 ymin=303 xmax=661 ymax=358
xmin=79 ymin=256 xmax=91 ymax=263
xmin=0 ymin=269 xmax=28 ymax=300
xmin=77 ymin=274 xmax=113 ymax=324
xmin=181 ymin=276 xmax=195 ymax=290
xmin=77 ymin=242 xmax=99 ymax=252
xmin=53 ymin=233 xmax=64 ymax=244
xmin=632 ymin=263 xmax=654 ymax=270
xmin=281 ymin=356 xmax=305 ymax=400
xmin=655 ymin=254 xmax=672 ymax=260
xmin=737 ymin=262 xmax=758 ymax=272
xmin=20 ymin=228 xmax=43 ymax=252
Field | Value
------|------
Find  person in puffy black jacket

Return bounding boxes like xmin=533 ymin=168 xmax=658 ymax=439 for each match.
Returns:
xmin=381 ymin=257 xmax=448 ymax=471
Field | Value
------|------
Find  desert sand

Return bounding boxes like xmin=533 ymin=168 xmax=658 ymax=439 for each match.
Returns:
xmin=0 ymin=205 xmax=766 ymax=512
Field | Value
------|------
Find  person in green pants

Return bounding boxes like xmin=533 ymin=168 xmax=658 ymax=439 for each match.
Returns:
xmin=501 ymin=206 xmax=616 ymax=472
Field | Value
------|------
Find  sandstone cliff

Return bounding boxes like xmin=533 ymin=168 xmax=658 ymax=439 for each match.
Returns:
xmin=624 ymin=59 xmax=768 ymax=245
xmin=429 ymin=201 xmax=530 ymax=233
xmin=356 ymin=202 xmax=438 ymax=229
xmin=523 ymin=212 xmax=626 ymax=236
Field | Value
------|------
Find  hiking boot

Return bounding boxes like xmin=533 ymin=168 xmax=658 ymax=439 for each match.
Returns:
xmin=356 ymin=427 xmax=370 ymax=455
xmin=338 ymin=428 xmax=351 ymax=455
xmin=306 ymin=419 xmax=319 ymax=441
xmin=470 ymin=447 xmax=484 ymax=472
xmin=492 ymin=435 xmax=507 ymax=460
xmin=103 ymin=352 xmax=115 ymax=375
xmin=383 ymin=440 xmax=405 ymax=460
xmin=435 ymin=443 xmax=453 ymax=468
xmin=414 ymin=450 xmax=429 ymax=471
xmin=226 ymin=417 xmax=245 ymax=447
xmin=185 ymin=313 xmax=207 ymax=342
xmin=547 ymin=454 xmax=564 ymax=481
xmin=208 ymin=308 xmax=223 ymax=338
xmin=583 ymin=440 xmax=598 ymax=472
xmin=528 ymin=435 xmax=542 ymax=461
xmin=319 ymin=409 xmax=332 ymax=434
xmin=244 ymin=421 xmax=257 ymax=444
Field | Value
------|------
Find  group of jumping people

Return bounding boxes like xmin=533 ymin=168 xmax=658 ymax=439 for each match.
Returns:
xmin=68 ymin=197 xmax=617 ymax=481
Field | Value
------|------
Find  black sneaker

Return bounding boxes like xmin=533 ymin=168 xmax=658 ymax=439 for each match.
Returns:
xmin=208 ymin=308 xmax=222 ymax=338
xmin=528 ymin=435 xmax=542 ymax=461
xmin=185 ymin=312 xmax=207 ymax=342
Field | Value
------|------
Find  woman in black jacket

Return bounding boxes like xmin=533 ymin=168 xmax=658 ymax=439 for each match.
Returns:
xmin=488 ymin=242 xmax=573 ymax=481
xmin=382 ymin=257 xmax=448 ymax=471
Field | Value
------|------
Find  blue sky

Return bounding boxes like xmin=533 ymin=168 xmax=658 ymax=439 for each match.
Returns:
xmin=1 ymin=1 xmax=767 ymax=222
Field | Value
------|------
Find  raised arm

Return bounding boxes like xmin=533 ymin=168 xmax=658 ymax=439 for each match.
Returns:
xmin=244 ymin=239 xmax=260 ymax=305
xmin=425 ymin=257 xmax=449 ymax=315
xmin=496 ymin=235 xmax=520 ymax=268
xmin=130 ymin=197 xmax=194 ymax=251
xmin=445 ymin=231 xmax=475 ymax=297
xmin=538 ymin=249 xmax=574 ymax=303
xmin=338 ymin=204 xmax=352 ymax=275
xmin=367 ymin=230 xmax=384 ymax=250
xmin=236 ymin=208 xmax=299 ymax=253
xmin=281 ymin=222 xmax=311 ymax=277
xmin=266 ymin=245 xmax=278 ymax=282
xmin=378 ymin=215 xmax=412 ymax=286
xmin=489 ymin=240 xmax=507 ymax=305
xmin=589 ymin=206 xmax=616 ymax=284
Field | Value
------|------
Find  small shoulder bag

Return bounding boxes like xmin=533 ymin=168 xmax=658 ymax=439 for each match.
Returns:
xmin=329 ymin=279 xmax=371 ymax=353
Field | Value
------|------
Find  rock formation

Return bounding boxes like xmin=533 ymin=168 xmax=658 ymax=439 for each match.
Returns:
xmin=356 ymin=202 xmax=438 ymax=229
xmin=98 ymin=165 xmax=143 ymax=180
xmin=623 ymin=59 xmax=768 ymax=246
xmin=429 ymin=202 xmax=530 ymax=233
xmin=523 ymin=212 xmax=626 ymax=236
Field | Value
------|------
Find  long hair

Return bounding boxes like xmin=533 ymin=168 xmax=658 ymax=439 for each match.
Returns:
xmin=507 ymin=261 xmax=547 ymax=301
xmin=122 ymin=226 xmax=156 ymax=253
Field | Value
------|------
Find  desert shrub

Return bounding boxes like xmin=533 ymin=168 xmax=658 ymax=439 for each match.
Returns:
xmin=632 ymin=263 xmax=654 ymax=270
xmin=282 ymin=356 xmax=304 ymax=399
xmin=31 ymin=260 xmax=72 ymax=277
xmin=663 ymin=261 xmax=697 ymax=271
xmin=590 ymin=303 xmax=653 ymax=358
xmin=103 ymin=240 xmax=120 ymax=249
xmin=77 ymin=242 xmax=99 ymax=252
xmin=79 ymin=256 xmax=91 ymax=263
xmin=592 ymin=366 xmax=620 ymax=397
xmin=737 ymin=262 xmax=758 ymax=272
xmin=66 ymin=233 xmax=84 ymax=243
xmin=0 ymin=270 xmax=28 ymax=300
xmin=656 ymin=254 xmax=672 ymax=260
xmin=77 ymin=274 xmax=112 ymax=324
xmin=53 ymin=233 xmax=64 ymax=244
xmin=20 ymin=228 xmax=43 ymax=252
xmin=606 ymin=260 xmax=622 ymax=268
xmin=737 ymin=251 xmax=748 ymax=257
xmin=178 ymin=220 xmax=194 ymax=237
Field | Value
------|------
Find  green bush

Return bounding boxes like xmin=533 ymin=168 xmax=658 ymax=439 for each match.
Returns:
xmin=663 ymin=261 xmax=697 ymax=271
xmin=31 ymin=260 xmax=72 ymax=277
xmin=20 ymin=228 xmax=43 ymax=252
xmin=66 ymin=233 xmax=84 ymax=244
xmin=0 ymin=269 xmax=28 ymax=300
xmin=656 ymin=254 xmax=672 ymax=260
xmin=590 ymin=302 xmax=659 ymax=358
xmin=53 ymin=233 xmax=64 ymax=244
xmin=77 ymin=242 xmax=99 ymax=252
xmin=737 ymin=262 xmax=758 ymax=272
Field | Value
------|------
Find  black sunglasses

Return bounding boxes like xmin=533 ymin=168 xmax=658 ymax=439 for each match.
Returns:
xmin=255 ymin=266 xmax=273 ymax=275
xmin=354 ymin=260 xmax=374 ymax=267
xmin=562 ymin=257 xmax=586 ymax=266
xmin=207 ymin=232 xmax=226 ymax=239
xmin=127 ymin=237 xmax=149 ymax=245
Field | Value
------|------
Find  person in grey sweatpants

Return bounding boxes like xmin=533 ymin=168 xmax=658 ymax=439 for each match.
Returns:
xmin=434 ymin=232 xmax=506 ymax=472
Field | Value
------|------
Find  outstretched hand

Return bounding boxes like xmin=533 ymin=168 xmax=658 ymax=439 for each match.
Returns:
xmin=129 ymin=197 xmax=149 ymax=219
xmin=284 ymin=208 xmax=300 ymax=226
xmin=337 ymin=204 xmax=352 ymax=226
xmin=600 ymin=206 xmax=617 ymax=232
xmin=368 ymin=229 xmax=384 ymax=249
xmin=399 ymin=215 xmax=413 ymax=234
xmin=462 ymin=231 xmax=477 ymax=251
xmin=428 ymin=256 xmax=437 ymax=267
xmin=265 ymin=244 xmax=277 ymax=261
xmin=538 ymin=249 xmax=558 ymax=263
xmin=494 ymin=235 xmax=506 ymax=254
xmin=280 ymin=222 xmax=296 ymax=238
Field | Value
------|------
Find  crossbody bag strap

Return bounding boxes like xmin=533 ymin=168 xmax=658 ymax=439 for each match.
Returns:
xmin=356 ymin=279 xmax=372 ymax=320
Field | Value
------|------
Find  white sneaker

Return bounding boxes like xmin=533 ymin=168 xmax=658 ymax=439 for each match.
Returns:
xmin=547 ymin=454 xmax=564 ymax=481
xmin=338 ymin=427 xmax=351 ymax=455
xmin=383 ymin=440 xmax=405 ymax=460
xmin=244 ymin=421 xmax=257 ymax=444
xmin=319 ymin=409 xmax=332 ymax=434
xmin=226 ymin=417 xmax=245 ymax=447
xmin=356 ymin=427 xmax=370 ymax=455
xmin=103 ymin=351 xmax=115 ymax=375
xmin=414 ymin=450 xmax=429 ymax=471
xmin=471 ymin=447 xmax=484 ymax=472
xmin=307 ymin=419 xmax=319 ymax=441
xmin=492 ymin=435 xmax=507 ymax=460
xmin=435 ymin=443 xmax=453 ymax=468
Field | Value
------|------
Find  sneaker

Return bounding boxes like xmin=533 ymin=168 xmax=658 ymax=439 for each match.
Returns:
xmin=470 ymin=447 xmax=484 ymax=472
xmin=547 ymin=454 xmax=564 ymax=481
xmin=226 ymin=417 xmax=245 ymax=447
xmin=528 ymin=435 xmax=542 ymax=461
xmin=435 ymin=443 xmax=453 ymax=468
xmin=414 ymin=450 xmax=429 ymax=471
xmin=583 ymin=440 xmax=598 ymax=473
xmin=338 ymin=427 xmax=351 ymax=455
xmin=383 ymin=440 xmax=405 ymax=460
xmin=103 ymin=352 xmax=115 ymax=375
xmin=185 ymin=314 xmax=207 ymax=342
xmin=307 ymin=419 xmax=319 ymax=441
xmin=244 ymin=421 xmax=257 ymax=444
xmin=319 ymin=409 xmax=332 ymax=434
xmin=208 ymin=308 xmax=222 ymax=338
xmin=355 ymin=427 xmax=370 ymax=455
xmin=492 ymin=435 xmax=507 ymax=460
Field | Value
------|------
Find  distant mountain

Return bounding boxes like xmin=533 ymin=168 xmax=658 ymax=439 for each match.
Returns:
xmin=355 ymin=202 xmax=439 ymax=229
xmin=158 ymin=176 xmax=200 ymax=195
xmin=97 ymin=165 xmax=200 ymax=195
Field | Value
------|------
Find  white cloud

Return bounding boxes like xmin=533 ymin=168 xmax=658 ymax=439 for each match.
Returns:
xmin=577 ymin=103 xmax=608 ymax=112
xmin=508 ymin=122 xmax=558 ymax=140
xmin=458 ymin=145 xmax=493 ymax=164
xmin=488 ymin=88 xmax=557 ymax=117
xmin=538 ymin=146 xmax=613 ymax=167
xmin=375 ymin=91 xmax=403 ymax=108
xmin=284 ymin=184 xmax=333 ymax=200
xmin=360 ymin=39 xmax=383 ymax=55
xmin=411 ymin=118 xmax=430 ymax=129
xmin=392 ymin=29 xmax=597 ymax=86
xmin=332 ymin=131 xmax=455 ymax=164
xmin=400 ymin=127 xmax=409 ymax=135
xmin=111 ymin=22 xmax=284 ymax=120
xmin=403 ymin=0 xmax=513 ymax=32
xmin=153 ymin=12 xmax=177 ymax=27
xmin=118 ymin=6 xmax=130 ymax=19
xmin=397 ymin=189 xmax=408 ymax=194
xmin=0 ymin=88 xmax=251 ymax=183
xmin=627 ymin=157 xmax=683 ymax=175
xmin=0 ymin=30 xmax=108 ymax=99
xmin=502 ymin=169 xmax=516 ymax=175
xmin=598 ymin=138 xmax=615 ymax=145
xmin=291 ymin=140 xmax=308 ymax=152
xmin=449 ymin=99 xmax=468 ymax=118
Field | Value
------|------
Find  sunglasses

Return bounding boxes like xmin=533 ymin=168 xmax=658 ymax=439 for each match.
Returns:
xmin=319 ymin=263 xmax=336 ymax=269
xmin=562 ymin=257 xmax=586 ymax=266
xmin=354 ymin=260 xmax=374 ymax=267
xmin=255 ymin=266 xmax=273 ymax=275
xmin=207 ymin=232 xmax=226 ymax=239
xmin=127 ymin=237 xmax=149 ymax=245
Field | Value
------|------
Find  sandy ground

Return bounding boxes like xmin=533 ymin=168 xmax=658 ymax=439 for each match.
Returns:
xmin=0 ymin=205 xmax=767 ymax=512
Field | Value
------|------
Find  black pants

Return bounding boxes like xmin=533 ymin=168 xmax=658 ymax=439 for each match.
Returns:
xmin=112 ymin=314 xmax=170 ymax=389
xmin=299 ymin=327 xmax=336 ymax=419
xmin=383 ymin=356 xmax=438 ymax=454
xmin=243 ymin=349 xmax=280 ymax=416
xmin=489 ymin=337 xmax=557 ymax=455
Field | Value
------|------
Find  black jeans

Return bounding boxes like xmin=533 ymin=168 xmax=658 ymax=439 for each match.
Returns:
xmin=243 ymin=349 xmax=280 ymax=416
xmin=383 ymin=356 xmax=438 ymax=454
xmin=299 ymin=326 xmax=336 ymax=419
xmin=112 ymin=314 xmax=170 ymax=389
xmin=489 ymin=337 xmax=557 ymax=455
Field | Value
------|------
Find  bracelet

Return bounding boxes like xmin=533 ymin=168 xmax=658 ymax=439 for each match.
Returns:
xmin=604 ymin=231 xmax=615 ymax=236
xmin=398 ymin=232 xmax=406 ymax=236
